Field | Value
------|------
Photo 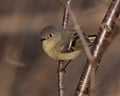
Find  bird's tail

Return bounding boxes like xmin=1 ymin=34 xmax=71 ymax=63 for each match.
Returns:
xmin=83 ymin=33 xmax=97 ymax=47
xmin=87 ymin=34 xmax=97 ymax=43
xmin=73 ymin=32 xmax=97 ymax=46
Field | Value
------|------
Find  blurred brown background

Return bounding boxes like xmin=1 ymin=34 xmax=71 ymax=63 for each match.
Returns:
xmin=0 ymin=0 xmax=120 ymax=96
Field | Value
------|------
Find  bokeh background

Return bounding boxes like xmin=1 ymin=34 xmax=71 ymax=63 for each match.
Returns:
xmin=0 ymin=0 xmax=120 ymax=96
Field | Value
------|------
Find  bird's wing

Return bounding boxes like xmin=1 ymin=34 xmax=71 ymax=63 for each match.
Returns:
xmin=56 ymin=33 xmax=82 ymax=53
xmin=56 ymin=32 xmax=96 ymax=53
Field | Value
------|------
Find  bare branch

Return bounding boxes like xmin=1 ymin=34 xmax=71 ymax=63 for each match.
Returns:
xmin=62 ymin=0 xmax=71 ymax=28
xmin=68 ymin=6 xmax=93 ymax=62
xmin=75 ymin=0 xmax=120 ymax=96
xmin=58 ymin=0 xmax=71 ymax=96
xmin=89 ymin=65 xmax=96 ymax=96
xmin=58 ymin=60 xmax=65 ymax=96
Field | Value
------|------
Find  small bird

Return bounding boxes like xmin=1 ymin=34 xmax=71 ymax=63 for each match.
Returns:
xmin=40 ymin=26 xmax=96 ymax=60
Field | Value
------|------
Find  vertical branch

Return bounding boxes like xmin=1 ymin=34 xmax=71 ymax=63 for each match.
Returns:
xmin=58 ymin=60 xmax=65 ymax=96
xmin=58 ymin=0 xmax=71 ymax=96
xmin=62 ymin=0 xmax=71 ymax=29
xmin=75 ymin=0 xmax=120 ymax=96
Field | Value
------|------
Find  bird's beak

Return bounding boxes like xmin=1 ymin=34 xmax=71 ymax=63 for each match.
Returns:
xmin=40 ymin=38 xmax=46 ymax=42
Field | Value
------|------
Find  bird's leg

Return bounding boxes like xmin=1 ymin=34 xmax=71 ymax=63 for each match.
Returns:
xmin=62 ymin=59 xmax=72 ymax=72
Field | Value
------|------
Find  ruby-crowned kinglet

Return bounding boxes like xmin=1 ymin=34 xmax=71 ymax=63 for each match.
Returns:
xmin=40 ymin=26 xmax=96 ymax=60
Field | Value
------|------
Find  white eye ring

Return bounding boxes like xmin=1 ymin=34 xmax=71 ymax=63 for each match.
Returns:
xmin=49 ymin=33 xmax=54 ymax=37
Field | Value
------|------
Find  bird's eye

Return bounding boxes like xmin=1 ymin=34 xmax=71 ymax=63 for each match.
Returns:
xmin=49 ymin=33 xmax=54 ymax=37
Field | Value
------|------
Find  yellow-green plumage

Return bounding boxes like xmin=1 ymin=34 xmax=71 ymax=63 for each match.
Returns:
xmin=40 ymin=26 xmax=96 ymax=60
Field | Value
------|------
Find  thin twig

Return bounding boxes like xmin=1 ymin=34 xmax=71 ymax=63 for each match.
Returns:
xmin=58 ymin=60 xmax=65 ymax=96
xmin=58 ymin=1 xmax=95 ymax=96
xmin=89 ymin=65 xmax=95 ymax=96
xmin=68 ymin=6 xmax=93 ymax=62
xmin=62 ymin=0 xmax=71 ymax=29
xmin=58 ymin=0 xmax=71 ymax=96
xmin=75 ymin=0 xmax=120 ymax=96
xmin=66 ymin=5 xmax=95 ymax=96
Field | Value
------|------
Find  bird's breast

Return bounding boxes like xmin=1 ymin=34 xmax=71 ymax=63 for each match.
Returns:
xmin=42 ymin=40 xmax=58 ymax=59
